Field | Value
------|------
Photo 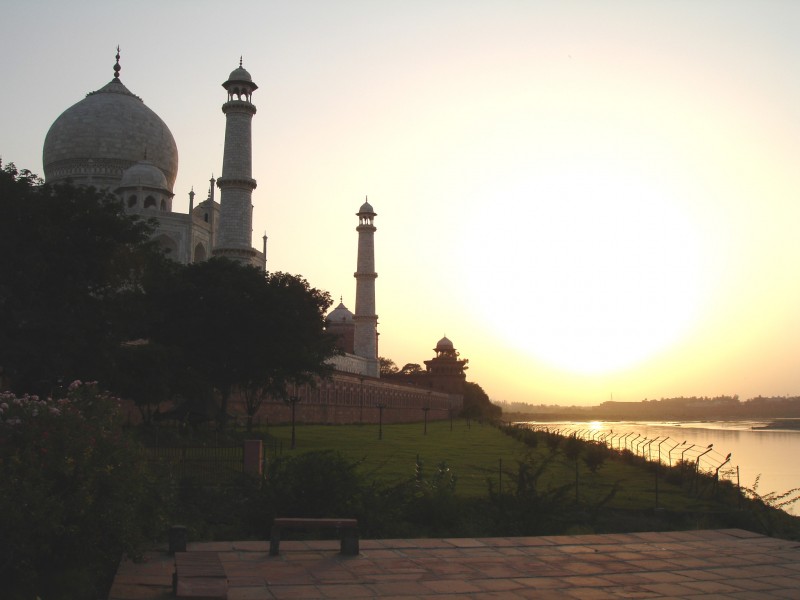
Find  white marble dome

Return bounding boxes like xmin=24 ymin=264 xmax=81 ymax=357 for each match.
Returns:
xmin=43 ymin=78 xmax=178 ymax=191
xmin=118 ymin=160 xmax=169 ymax=191
xmin=327 ymin=301 xmax=355 ymax=323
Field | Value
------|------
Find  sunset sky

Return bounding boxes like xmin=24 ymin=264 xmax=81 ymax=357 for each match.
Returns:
xmin=3 ymin=1 xmax=799 ymax=406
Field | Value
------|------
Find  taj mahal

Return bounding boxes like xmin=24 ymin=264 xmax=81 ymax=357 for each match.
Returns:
xmin=41 ymin=49 xmax=469 ymax=425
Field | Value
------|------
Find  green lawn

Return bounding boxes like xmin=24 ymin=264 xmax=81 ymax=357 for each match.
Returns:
xmin=259 ymin=420 xmax=716 ymax=511
xmin=264 ymin=419 xmax=524 ymax=497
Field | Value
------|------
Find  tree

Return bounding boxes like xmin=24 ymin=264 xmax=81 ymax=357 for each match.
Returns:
xmin=0 ymin=162 xmax=165 ymax=394
xmin=149 ymin=260 xmax=338 ymax=430
xmin=400 ymin=363 xmax=423 ymax=375
xmin=460 ymin=381 xmax=502 ymax=421
xmin=379 ymin=357 xmax=399 ymax=375
xmin=106 ymin=341 xmax=179 ymax=425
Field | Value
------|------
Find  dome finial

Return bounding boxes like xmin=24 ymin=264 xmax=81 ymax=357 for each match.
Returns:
xmin=113 ymin=45 xmax=121 ymax=81
xmin=239 ymin=55 xmax=243 ymax=68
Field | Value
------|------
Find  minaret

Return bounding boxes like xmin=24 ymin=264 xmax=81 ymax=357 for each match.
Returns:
xmin=354 ymin=198 xmax=379 ymax=377
xmin=213 ymin=59 xmax=261 ymax=267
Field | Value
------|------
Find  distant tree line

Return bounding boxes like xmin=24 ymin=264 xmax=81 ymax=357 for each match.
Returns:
xmin=499 ymin=395 xmax=800 ymax=421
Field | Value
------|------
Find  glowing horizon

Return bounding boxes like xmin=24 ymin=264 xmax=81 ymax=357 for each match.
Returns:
xmin=2 ymin=1 xmax=799 ymax=405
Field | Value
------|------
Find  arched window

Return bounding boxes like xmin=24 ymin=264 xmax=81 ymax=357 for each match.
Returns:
xmin=127 ymin=195 xmax=137 ymax=208
xmin=160 ymin=199 xmax=166 ymax=211
xmin=144 ymin=196 xmax=156 ymax=209
xmin=194 ymin=243 xmax=207 ymax=262
xmin=204 ymin=213 xmax=209 ymax=223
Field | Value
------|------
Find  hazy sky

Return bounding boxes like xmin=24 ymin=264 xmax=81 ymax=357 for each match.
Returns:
xmin=3 ymin=1 xmax=799 ymax=406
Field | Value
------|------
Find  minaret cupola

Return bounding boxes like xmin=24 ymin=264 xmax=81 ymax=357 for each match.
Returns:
xmin=223 ymin=57 xmax=258 ymax=102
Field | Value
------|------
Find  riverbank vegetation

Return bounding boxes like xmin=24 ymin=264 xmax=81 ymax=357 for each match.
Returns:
xmin=135 ymin=417 xmax=800 ymax=543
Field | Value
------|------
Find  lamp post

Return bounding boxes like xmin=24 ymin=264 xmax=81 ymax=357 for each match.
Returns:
xmin=449 ymin=399 xmax=454 ymax=432
xmin=376 ymin=401 xmax=386 ymax=440
xmin=284 ymin=394 xmax=300 ymax=450
xmin=424 ymin=390 xmax=431 ymax=435
xmin=359 ymin=377 xmax=364 ymax=424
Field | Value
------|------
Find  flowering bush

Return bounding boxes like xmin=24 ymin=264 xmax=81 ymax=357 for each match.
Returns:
xmin=0 ymin=382 xmax=172 ymax=599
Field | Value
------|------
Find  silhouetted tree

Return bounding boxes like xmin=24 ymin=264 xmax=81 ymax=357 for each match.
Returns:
xmin=460 ymin=381 xmax=502 ymax=421
xmin=149 ymin=260 xmax=338 ymax=430
xmin=0 ymin=162 xmax=166 ymax=394
xmin=379 ymin=356 xmax=399 ymax=375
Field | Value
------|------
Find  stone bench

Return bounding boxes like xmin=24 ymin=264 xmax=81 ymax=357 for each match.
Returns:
xmin=269 ymin=517 xmax=359 ymax=556
xmin=173 ymin=551 xmax=227 ymax=599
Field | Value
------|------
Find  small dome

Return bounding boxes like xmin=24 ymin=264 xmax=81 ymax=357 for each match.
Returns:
xmin=326 ymin=302 xmax=354 ymax=323
xmin=118 ymin=160 xmax=168 ymax=191
xmin=43 ymin=79 xmax=178 ymax=190
xmin=228 ymin=65 xmax=252 ymax=83
xmin=436 ymin=336 xmax=454 ymax=351
xmin=358 ymin=200 xmax=374 ymax=214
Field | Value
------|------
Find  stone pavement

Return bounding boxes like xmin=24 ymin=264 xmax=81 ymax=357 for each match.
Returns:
xmin=108 ymin=528 xmax=800 ymax=599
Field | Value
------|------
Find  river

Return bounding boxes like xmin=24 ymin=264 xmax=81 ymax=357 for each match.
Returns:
xmin=518 ymin=420 xmax=800 ymax=514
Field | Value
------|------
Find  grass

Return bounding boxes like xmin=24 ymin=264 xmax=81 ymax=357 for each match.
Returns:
xmin=263 ymin=419 xmax=523 ymax=497
xmin=152 ymin=419 xmax=800 ymax=541
xmin=257 ymin=420 xmax=722 ymax=512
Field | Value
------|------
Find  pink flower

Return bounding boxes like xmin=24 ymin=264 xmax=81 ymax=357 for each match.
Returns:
xmin=68 ymin=380 xmax=82 ymax=391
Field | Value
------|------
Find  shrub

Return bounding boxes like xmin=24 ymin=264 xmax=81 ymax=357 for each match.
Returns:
xmin=583 ymin=442 xmax=610 ymax=473
xmin=0 ymin=382 xmax=171 ymax=599
xmin=265 ymin=450 xmax=364 ymax=518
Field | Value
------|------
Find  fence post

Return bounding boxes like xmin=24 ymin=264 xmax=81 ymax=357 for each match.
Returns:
xmin=243 ymin=439 xmax=263 ymax=476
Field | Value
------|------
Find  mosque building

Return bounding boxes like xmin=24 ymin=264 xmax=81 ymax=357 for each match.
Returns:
xmin=41 ymin=49 xmax=468 ymax=424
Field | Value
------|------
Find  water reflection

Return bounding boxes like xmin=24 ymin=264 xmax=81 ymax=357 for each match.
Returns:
xmin=519 ymin=420 xmax=800 ymax=514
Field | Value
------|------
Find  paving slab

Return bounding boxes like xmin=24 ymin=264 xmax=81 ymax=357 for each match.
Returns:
xmin=109 ymin=529 xmax=800 ymax=599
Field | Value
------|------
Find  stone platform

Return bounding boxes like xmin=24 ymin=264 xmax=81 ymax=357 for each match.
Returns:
xmin=108 ymin=528 xmax=800 ymax=599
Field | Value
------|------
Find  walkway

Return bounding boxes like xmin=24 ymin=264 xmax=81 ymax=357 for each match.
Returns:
xmin=109 ymin=528 xmax=800 ymax=599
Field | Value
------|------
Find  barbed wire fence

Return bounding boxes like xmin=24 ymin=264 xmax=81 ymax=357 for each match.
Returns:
xmin=525 ymin=424 xmax=739 ymax=498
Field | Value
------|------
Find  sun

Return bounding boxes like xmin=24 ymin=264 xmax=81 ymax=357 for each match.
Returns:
xmin=461 ymin=160 xmax=709 ymax=376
